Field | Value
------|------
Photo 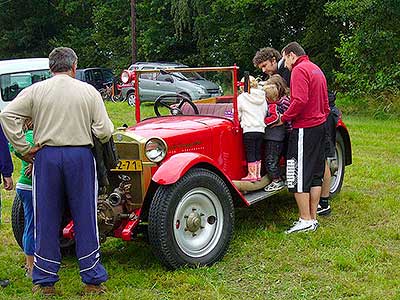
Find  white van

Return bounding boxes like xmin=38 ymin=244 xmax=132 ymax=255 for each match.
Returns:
xmin=0 ymin=58 xmax=51 ymax=111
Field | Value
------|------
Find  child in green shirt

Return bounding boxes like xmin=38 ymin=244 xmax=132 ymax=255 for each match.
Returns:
xmin=9 ymin=119 xmax=34 ymax=278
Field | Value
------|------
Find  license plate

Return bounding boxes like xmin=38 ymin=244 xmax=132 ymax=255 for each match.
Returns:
xmin=111 ymin=160 xmax=143 ymax=171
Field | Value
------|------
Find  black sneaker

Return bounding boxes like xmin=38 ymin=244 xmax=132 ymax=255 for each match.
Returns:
xmin=317 ymin=199 xmax=331 ymax=216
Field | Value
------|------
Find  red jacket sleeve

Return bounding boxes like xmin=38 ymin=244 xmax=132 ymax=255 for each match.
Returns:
xmin=265 ymin=103 xmax=280 ymax=126
xmin=281 ymin=67 xmax=309 ymax=123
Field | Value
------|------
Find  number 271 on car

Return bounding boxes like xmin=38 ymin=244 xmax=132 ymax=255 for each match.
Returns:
xmin=111 ymin=160 xmax=143 ymax=171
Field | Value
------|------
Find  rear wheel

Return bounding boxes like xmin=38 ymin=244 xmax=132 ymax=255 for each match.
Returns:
xmin=11 ymin=194 xmax=75 ymax=255
xmin=11 ymin=193 xmax=24 ymax=249
xmin=148 ymin=168 xmax=234 ymax=269
xmin=329 ymin=132 xmax=345 ymax=197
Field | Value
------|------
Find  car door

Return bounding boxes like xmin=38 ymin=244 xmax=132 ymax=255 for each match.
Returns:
xmin=84 ymin=70 xmax=95 ymax=88
xmin=91 ymin=69 xmax=105 ymax=90
xmin=152 ymin=71 xmax=177 ymax=99
xmin=137 ymin=67 xmax=158 ymax=101
xmin=102 ymin=69 xmax=114 ymax=84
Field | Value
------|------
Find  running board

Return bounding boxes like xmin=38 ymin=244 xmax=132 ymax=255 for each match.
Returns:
xmin=244 ymin=188 xmax=286 ymax=205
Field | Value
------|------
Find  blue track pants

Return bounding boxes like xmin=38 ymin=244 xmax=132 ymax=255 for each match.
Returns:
xmin=17 ymin=188 xmax=34 ymax=256
xmin=32 ymin=146 xmax=108 ymax=286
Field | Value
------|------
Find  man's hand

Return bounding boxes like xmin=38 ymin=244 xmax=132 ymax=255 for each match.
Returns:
xmin=2 ymin=176 xmax=13 ymax=190
xmin=25 ymin=164 xmax=33 ymax=178
xmin=22 ymin=146 xmax=41 ymax=163
xmin=270 ymin=114 xmax=284 ymax=128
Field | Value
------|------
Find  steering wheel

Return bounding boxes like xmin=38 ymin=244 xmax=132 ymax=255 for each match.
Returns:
xmin=154 ymin=93 xmax=199 ymax=117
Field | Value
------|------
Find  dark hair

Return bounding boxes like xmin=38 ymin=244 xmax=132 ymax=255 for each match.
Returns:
xmin=48 ymin=47 xmax=78 ymax=72
xmin=252 ymin=47 xmax=282 ymax=67
xmin=281 ymin=42 xmax=306 ymax=57
xmin=266 ymin=74 xmax=289 ymax=98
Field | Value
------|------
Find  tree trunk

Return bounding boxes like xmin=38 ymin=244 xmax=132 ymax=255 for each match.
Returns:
xmin=130 ymin=0 xmax=137 ymax=64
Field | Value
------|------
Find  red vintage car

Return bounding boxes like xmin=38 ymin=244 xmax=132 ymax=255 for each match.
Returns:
xmin=12 ymin=66 xmax=352 ymax=269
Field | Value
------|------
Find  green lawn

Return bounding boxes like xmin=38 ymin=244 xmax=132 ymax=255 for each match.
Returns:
xmin=1 ymin=104 xmax=399 ymax=299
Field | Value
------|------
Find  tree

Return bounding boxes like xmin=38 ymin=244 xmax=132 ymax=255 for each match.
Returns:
xmin=0 ymin=0 xmax=63 ymax=58
xmin=326 ymin=0 xmax=400 ymax=95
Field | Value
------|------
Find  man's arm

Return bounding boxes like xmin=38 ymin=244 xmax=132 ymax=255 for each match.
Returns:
xmin=281 ymin=68 xmax=309 ymax=123
xmin=0 ymin=87 xmax=33 ymax=155
xmin=91 ymin=91 xmax=114 ymax=143
xmin=0 ymin=125 xmax=13 ymax=190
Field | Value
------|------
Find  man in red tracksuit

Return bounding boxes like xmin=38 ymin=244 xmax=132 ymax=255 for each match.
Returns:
xmin=276 ymin=42 xmax=330 ymax=234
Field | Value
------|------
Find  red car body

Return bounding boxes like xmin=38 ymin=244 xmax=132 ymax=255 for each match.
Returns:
xmin=32 ymin=66 xmax=353 ymax=269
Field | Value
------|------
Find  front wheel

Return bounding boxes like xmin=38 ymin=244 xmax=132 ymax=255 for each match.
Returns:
xmin=329 ymin=132 xmax=345 ymax=197
xmin=148 ymin=168 xmax=234 ymax=269
xmin=127 ymin=92 xmax=135 ymax=106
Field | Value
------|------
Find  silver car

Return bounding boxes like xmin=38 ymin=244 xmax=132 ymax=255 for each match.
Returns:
xmin=121 ymin=62 xmax=223 ymax=106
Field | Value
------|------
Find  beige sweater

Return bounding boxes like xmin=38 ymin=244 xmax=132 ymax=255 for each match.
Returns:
xmin=0 ymin=74 xmax=114 ymax=155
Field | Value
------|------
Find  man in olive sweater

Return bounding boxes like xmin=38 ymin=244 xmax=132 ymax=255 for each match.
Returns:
xmin=0 ymin=47 xmax=114 ymax=296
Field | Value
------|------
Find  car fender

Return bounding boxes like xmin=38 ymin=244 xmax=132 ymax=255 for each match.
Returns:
xmin=152 ymin=152 xmax=249 ymax=205
xmin=152 ymin=153 xmax=222 ymax=185
xmin=336 ymin=120 xmax=352 ymax=166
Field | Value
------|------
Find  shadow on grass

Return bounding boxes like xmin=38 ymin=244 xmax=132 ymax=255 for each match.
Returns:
xmin=235 ymin=190 xmax=297 ymax=231
xmin=89 ymin=190 xmax=298 ymax=271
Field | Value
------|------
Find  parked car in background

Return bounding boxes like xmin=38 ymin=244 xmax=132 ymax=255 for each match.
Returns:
xmin=0 ymin=58 xmax=51 ymax=111
xmin=75 ymin=67 xmax=114 ymax=91
xmin=120 ymin=62 xmax=223 ymax=106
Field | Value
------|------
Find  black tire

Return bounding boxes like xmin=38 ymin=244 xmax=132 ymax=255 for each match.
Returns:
xmin=110 ymin=94 xmax=118 ymax=103
xmin=329 ymin=132 xmax=346 ymax=197
xmin=11 ymin=194 xmax=75 ymax=255
xmin=148 ymin=168 xmax=234 ymax=269
xmin=11 ymin=193 xmax=24 ymax=249
xmin=99 ymin=88 xmax=108 ymax=101
xmin=127 ymin=92 xmax=136 ymax=106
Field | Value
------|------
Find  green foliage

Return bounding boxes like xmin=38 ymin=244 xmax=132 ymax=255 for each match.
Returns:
xmin=326 ymin=0 xmax=400 ymax=96
xmin=1 ymin=110 xmax=400 ymax=299
xmin=1 ymin=0 xmax=398 ymax=99
xmin=336 ymin=92 xmax=400 ymax=119
xmin=0 ymin=0 xmax=63 ymax=58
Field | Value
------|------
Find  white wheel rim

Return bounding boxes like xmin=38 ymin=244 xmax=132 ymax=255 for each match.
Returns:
xmin=128 ymin=94 xmax=135 ymax=106
xmin=330 ymin=141 xmax=344 ymax=193
xmin=173 ymin=187 xmax=224 ymax=258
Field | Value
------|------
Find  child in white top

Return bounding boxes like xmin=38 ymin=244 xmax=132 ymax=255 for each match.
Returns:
xmin=238 ymin=75 xmax=268 ymax=181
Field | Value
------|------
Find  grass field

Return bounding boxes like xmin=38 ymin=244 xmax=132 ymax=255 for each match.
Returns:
xmin=0 ymin=102 xmax=399 ymax=299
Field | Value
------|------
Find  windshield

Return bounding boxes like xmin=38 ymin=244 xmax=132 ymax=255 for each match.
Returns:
xmin=175 ymin=71 xmax=203 ymax=80
xmin=0 ymin=70 xmax=51 ymax=102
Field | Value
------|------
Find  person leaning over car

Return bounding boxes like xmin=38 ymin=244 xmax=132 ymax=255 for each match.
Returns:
xmin=274 ymin=42 xmax=330 ymax=234
xmin=254 ymin=46 xmax=337 ymax=219
xmin=253 ymin=47 xmax=291 ymax=86
xmin=0 ymin=47 xmax=114 ymax=296
xmin=0 ymin=124 xmax=13 ymax=288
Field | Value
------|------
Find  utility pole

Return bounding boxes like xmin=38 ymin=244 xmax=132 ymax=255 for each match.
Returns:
xmin=130 ymin=0 xmax=137 ymax=64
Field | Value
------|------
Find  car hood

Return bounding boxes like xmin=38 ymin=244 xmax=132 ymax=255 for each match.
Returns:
xmin=127 ymin=116 xmax=232 ymax=140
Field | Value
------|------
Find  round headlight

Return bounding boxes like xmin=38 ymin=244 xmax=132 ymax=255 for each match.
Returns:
xmin=145 ymin=138 xmax=167 ymax=163
xmin=121 ymin=70 xmax=131 ymax=84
